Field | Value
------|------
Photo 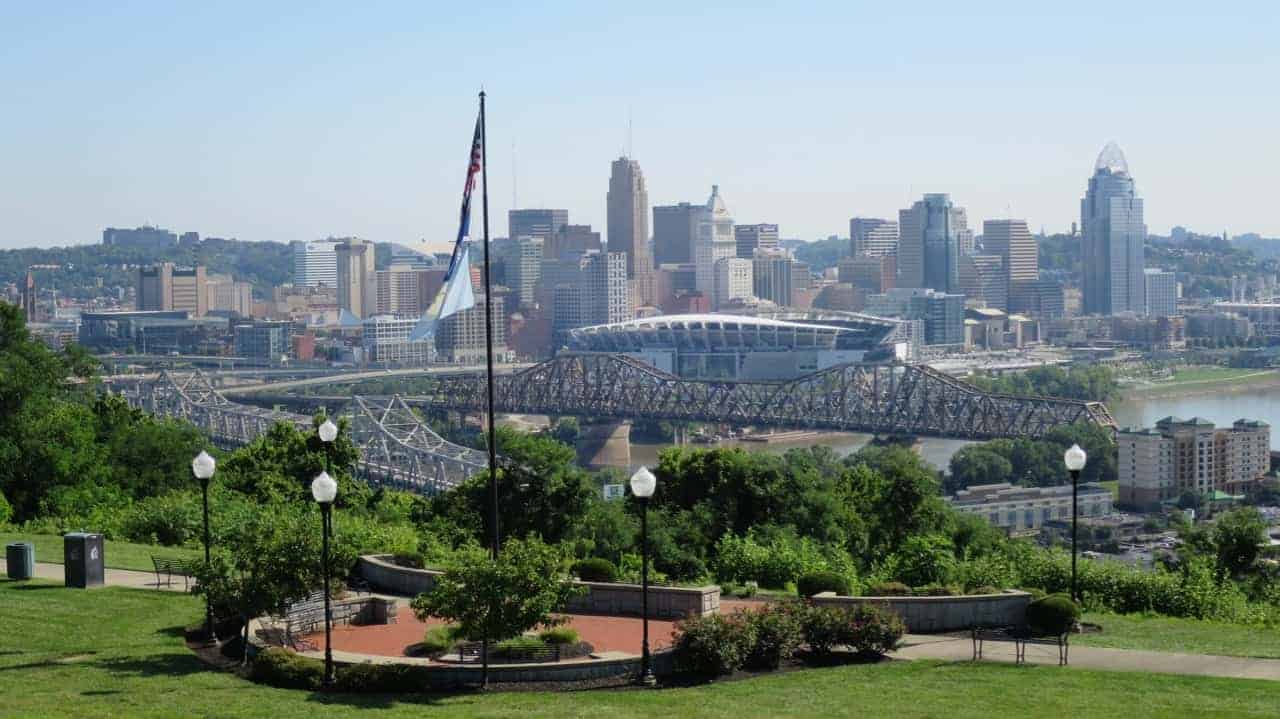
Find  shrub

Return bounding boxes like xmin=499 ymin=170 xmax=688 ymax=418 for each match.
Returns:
xmin=420 ymin=624 xmax=462 ymax=655
xmin=1019 ymin=587 xmax=1047 ymax=601
xmin=672 ymin=613 xmax=755 ymax=676
xmin=865 ymin=581 xmax=911 ymax=597
xmin=250 ymin=647 xmax=323 ymax=690
xmin=742 ymin=604 xmax=804 ymax=670
xmin=334 ymin=662 xmax=426 ymax=693
xmin=538 ymin=626 xmax=579 ymax=645
xmin=0 ymin=488 xmax=11 ymax=526
xmin=1026 ymin=593 xmax=1081 ymax=635
xmin=392 ymin=552 xmax=425 ymax=569
xmin=118 ymin=491 xmax=201 ymax=546
xmin=912 ymin=584 xmax=962 ymax=597
xmin=493 ymin=636 xmax=546 ymax=659
xmin=797 ymin=571 xmax=851 ymax=598
xmin=571 ymin=557 xmax=618 ymax=583
xmin=736 ymin=580 xmax=759 ymax=598
xmin=967 ymin=585 xmax=1001 ymax=596
xmin=842 ymin=604 xmax=905 ymax=656
xmin=800 ymin=605 xmax=847 ymax=656
xmin=891 ymin=534 xmax=957 ymax=587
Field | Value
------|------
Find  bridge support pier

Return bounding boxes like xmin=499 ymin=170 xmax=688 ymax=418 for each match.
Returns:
xmin=576 ymin=421 xmax=632 ymax=470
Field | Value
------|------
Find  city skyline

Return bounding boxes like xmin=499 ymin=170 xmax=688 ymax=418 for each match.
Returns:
xmin=3 ymin=4 xmax=1280 ymax=250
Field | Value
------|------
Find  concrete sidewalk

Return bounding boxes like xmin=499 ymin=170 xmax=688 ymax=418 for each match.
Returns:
xmin=894 ymin=632 xmax=1280 ymax=681
xmin=0 ymin=559 xmax=189 ymax=592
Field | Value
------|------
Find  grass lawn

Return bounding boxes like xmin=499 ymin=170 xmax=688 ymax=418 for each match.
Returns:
xmin=0 ymin=532 xmax=198 ymax=573
xmin=1164 ymin=367 xmax=1273 ymax=386
xmin=2 ymin=579 xmax=1279 ymax=718
xmin=1077 ymin=611 xmax=1280 ymax=659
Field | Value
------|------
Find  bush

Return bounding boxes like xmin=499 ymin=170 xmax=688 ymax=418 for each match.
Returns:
xmin=334 ymin=662 xmax=425 ymax=693
xmin=672 ymin=613 xmax=755 ymax=676
xmin=865 ymin=581 xmax=911 ymax=597
xmin=891 ymin=534 xmax=957 ymax=587
xmin=1026 ymin=593 xmax=1081 ymax=635
xmin=118 ymin=491 xmax=201 ymax=546
xmin=843 ymin=604 xmax=905 ymax=656
xmin=912 ymin=584 xmax=962 ymax=597
xmin=736 ymin=580 xmax=759 ymax=598
xmin=800 ymin=605 xmax=847 ymax=656
xmin=742 ymin=604 xmax=804 ymax=670
xmin=799 ymin=604 xmax=905 ymax=658
xmin=0 ymin=488 xmax=11 ymax=526
xmin=493 ymin=636 xmax=546 ymax=659
xmin=571 ymin=557 xmax=618 ymax=583
xmin=967 ymin=585 xmax=1001 ymax=596
xmin=538 ymin=626 xmax=579 ymax=645
xmin=392 ymin=552 xmax=425 ymax=569
xmin=797 ymin=571 xmax=851 ymax=598
xmin=250 ymin=647 xmax=323 ymax=690
xmin=420 ymin=624 xmax=461 ymax=655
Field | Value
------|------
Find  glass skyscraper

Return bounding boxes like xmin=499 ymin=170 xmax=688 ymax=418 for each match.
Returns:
xmin=1081 ymin=142 xmax=1145 ymax=315
xmin=898 ymin=193 xmax=966 ymax=293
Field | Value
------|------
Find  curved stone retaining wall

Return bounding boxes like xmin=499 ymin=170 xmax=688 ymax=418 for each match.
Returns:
xmin=359 ymin=554 xmax=718 ymax=619
xmin=810 ymin=590 xmax=1032 ymax=633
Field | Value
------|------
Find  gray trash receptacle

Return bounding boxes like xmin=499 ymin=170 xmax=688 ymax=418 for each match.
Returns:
xmin=64 ymin=533 xmax=105 ymax=588
xmin=6 ymin=541 xmax=35 ymax=580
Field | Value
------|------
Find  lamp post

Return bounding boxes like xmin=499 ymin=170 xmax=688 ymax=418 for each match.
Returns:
xmin=191 ymin=450 xmax=216 ymax=641
xmin=630 ymin=466 xmax=657 ymax=687
xmin=1063 ymin=443 xmax=1088 ymax=604
xmin=310 ymin=470 xmax=338 ymax=688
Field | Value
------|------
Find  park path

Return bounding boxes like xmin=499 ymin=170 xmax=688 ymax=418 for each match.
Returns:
xmin=0 ymin=559 xmax=187 ymax=592
xmin=894 ymin=633 xmax=1280 ymax=681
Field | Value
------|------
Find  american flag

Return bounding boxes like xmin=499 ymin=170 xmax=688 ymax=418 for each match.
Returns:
xmin=447 ymin=113 xmax=483 ymax=281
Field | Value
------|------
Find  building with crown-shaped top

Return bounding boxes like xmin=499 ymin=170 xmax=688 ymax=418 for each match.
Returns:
xmin=1082 ymin=142 xmax=1145 ymax=315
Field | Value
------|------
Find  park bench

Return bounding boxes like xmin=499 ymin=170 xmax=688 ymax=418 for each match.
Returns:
xmin=455 ymin=640 xmax=566 ymax=664
xmin=280 ymin=591 xmax=328 ymax=651
xmin=150 ymin=556 xmax=194 ymax=591
xmin=971 ymin=624 xmax=1069 ymax=666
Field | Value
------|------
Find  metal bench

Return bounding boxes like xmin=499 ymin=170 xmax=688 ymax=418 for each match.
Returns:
xmin=972 ymin=625 xmax=1069 ymax=666
xmin=150 ymin=556 xmax=193 ymax=591
xmin=281 ymin=591 xmax=328 ymax=650
xmin=454 ymin=641 xmax=566 ymax=664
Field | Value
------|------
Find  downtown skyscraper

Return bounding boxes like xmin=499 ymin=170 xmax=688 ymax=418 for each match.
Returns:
xmin=1082 ymin=142 xmax=1145 ymax=315
xmin=898 ymin=194 xmax=968 ymax=293
xmin=606 ymin=156 xmax=650 ymax=279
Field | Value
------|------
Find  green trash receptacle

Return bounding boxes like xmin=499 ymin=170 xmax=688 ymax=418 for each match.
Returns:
xmin=6 ymin=541 xmax=35 ymax=580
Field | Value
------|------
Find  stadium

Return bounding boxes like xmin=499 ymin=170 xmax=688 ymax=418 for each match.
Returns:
xmin=565 ymin=311 xmax=912 ymax=380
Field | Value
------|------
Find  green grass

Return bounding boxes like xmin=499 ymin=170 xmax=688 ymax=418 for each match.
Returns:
xmin=2 ymin=579 xmax=1279 ymax=718
xmin=1077 ymin=611 xmax=1280 ymax=659
xmin=1163 ymin=367 xmax=1274 ymax=385
xmin=0 ymin=532 xmax=198 ymax=573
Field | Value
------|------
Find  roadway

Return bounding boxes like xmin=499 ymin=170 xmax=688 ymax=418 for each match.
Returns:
xmin=216 ymin=363 xmax=533 ymax=395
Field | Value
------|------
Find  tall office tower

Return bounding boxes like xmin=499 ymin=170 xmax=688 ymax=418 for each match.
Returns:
xmin=335 ymin=239 xmax=376 ymax=319
xmin=137 ymin=263 xmax=174 ymax=311
xmin=1082 ymin=142 xmax=1145 ymax=315
xmin=694 ymin=186 xmax=737 ymax=299
xmin=292 ymin=239 xmax=341 ymax=287
xmin=957 ymin=255 xmax=1008 ymax=311
xmin=508 ymin=209 xmax=568 ymax=243
xmin=839 ymin=254 xmax=896 ymax=294
xmin=898 ymin=194 xmax=967 ymax=292
xmin=20 ymin=271 xmax=36 ymax=322
xmin=586 ymin=251 xmax=633 ymax=325
xmin=734 ymin=224 xmax=779 ymax=259
xmin=206 ymin=275 xmax=253 ymax=316
xmin=849 ymin=218 xmax=899 ymax=257
xmin=501 ymin=236 xmax=544 ymax=308
xmin=171 ymin=266 xmax=208 ymax=317
xmin=376 ymin=266 xmax=427 ymax=316
xmin=908 ymin=291 xmax=965 ymax=345
xmin=103 ymin=226 xmax=178 ymax=251
xmin=713 ymin=257 xmax=754 ymax=309
xmin=753 ymin=250 xmax=796 ymax=306
xmin=606 ymin=157 xmax=650 ymax=278
xmin=548 ymin=224 xmax=601 ymax=258
xmin=1009 ymin=279 xmax=1066 ymax=318
xmin=653 ymin=202 xmax=707 ymax=265
xmin=1144 ymin=269 xmax=1177 ymax=318
xmin=982 ymin=219 xmax=1038 ymax=284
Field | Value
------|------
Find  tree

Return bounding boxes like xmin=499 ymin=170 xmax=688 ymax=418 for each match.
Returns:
xmin=219 ymin=416 xmax=364 ymax=508
xmin=410 ymin=537 xmax=582 ymax=650
xmin=1213 ymin=508 xmax=1268 ymax=577
xmin=947 ymin=446 xmax=1013 ymax=493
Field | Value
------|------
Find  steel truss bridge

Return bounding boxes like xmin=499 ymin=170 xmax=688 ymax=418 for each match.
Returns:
xmin=408 ymin=353 xmax=1116 ymax=440
xmin=117 ymin=370 xmax=488 ymax=494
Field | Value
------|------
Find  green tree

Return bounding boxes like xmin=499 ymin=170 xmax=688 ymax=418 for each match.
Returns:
xmin=947 ymin=446 xmax=1013 ymax=493
xmin=1213 ymin=508 xmax=1268 ymax=577
xmin=410 ymin=537 xmax=582 ymax=653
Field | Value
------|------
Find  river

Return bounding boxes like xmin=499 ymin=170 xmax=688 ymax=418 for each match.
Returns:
xmin=1111 ymin=385 xmax=1280 ymax=450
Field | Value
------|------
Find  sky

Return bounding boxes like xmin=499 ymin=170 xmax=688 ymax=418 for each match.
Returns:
xmin=2 ymin=2 xmax=1278 ymax=250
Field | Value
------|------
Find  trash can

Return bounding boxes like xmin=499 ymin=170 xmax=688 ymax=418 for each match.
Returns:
xmin=6 ymin=541 xmax=34 ymax=580
xmin=64 ymin=533 xmax=105 ymax=588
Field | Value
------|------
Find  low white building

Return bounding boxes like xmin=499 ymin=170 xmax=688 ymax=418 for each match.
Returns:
xmin=949 ymin=482 xmax=1113 ymax=532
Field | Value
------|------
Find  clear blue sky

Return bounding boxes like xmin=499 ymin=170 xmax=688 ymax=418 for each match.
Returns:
xmin=2 ymin=2 xmax=1277 ymax=250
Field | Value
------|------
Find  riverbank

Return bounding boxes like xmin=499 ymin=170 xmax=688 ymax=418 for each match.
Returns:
xmin=1120 ymin=368 xmax=1280 ymax=401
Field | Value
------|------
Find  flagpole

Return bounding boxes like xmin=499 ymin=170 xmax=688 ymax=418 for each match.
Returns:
xmin=479 ymin=90 xmax=499 ymax=561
